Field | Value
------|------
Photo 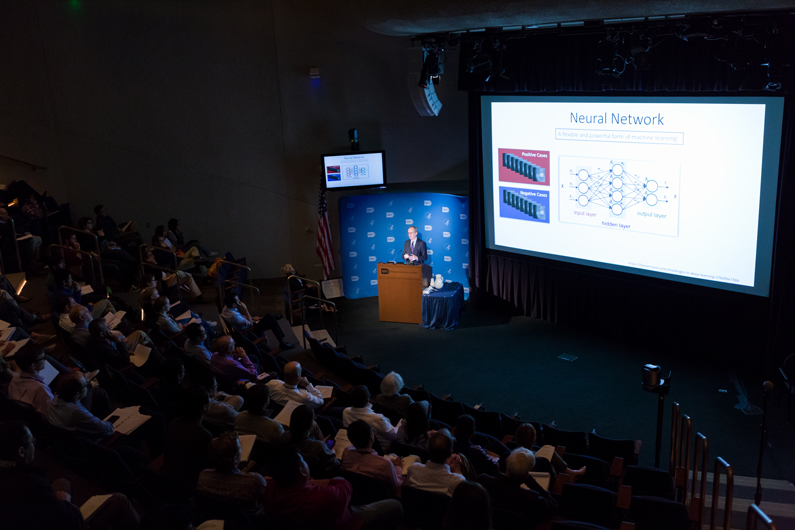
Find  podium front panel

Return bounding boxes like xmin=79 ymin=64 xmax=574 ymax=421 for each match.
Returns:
xmin=377 ymin=263 xmax=431 ymax=324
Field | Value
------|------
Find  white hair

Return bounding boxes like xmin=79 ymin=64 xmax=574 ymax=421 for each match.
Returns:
xmin=380 ymin=372 xmax=404 ymax=397
xmin=505 ymin=447 xmax=536 ymax=479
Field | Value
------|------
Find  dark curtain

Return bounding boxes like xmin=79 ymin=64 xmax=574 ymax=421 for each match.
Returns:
xmin=465 ymin=16 xmax=795 ymax=373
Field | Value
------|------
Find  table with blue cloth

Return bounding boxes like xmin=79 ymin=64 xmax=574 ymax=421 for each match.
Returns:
xmin=421 ymin=282 xmax=464 ymax=330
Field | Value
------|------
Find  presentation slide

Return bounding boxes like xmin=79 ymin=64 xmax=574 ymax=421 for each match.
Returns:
xmin=481 ymin=96 xmax=784 ymax=297
xmin=323 ymin=151 xmax=386 ymax=190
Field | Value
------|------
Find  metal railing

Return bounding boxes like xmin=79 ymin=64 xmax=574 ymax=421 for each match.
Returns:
xmin=675 ymin=414 xmax=693 ymax=502
xmin=710 ymin=457 xmax=734 ymax=530
xmin=690 ymin=433 xmax=708 ymax=527
xmin=287 ymin=274 xmax=322 ymax=325
xmin=59 ymin=226 xmax=103 ymax=283
xmin=47 ymin=244 xmax=100 ymax=287
xmin=139 ymin=262 xmax=183 ymax=304
xmin=139 ymin=244 xmax=179 ymax=272
xmin=6 ymin=218 xmax=23 ymax=271
xmin=670 ymin=402 xmax=680 ymax=475
xmin=300 ymin=295 xmax=338 ymax=348
xmin=747 ymin=504 xmax=776 ymax=530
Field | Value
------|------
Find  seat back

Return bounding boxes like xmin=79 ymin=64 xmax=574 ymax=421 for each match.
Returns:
xmin=192 ymin=490 xmax=258 ymax=529
xmin=560 ymin=483 xmax=620 ymax=527
xmin=588 ymin=432 xmax=638 ymax=467
xmin=542 ymin=424 xmax=589 ymax=455
xmin=626 ymin=495 xmax=690 ymax=530
xmin=551 ymin=521 xmax=614 ymax=530
xmin=462 ymin=404 xmax=504 ymax=439
xmin=429 ymin=393 xmax=465 ymax=426
xmin=622 ymin=465 xmax=675 ymax=500
xmin=391 ymin=439 xmax=430 ymax=462
xmin=401 ymin=486 xmax=450 ymax=529
xmin=562 ymin=453 xmax=612 ymax=488
xmin=339 ymin=469 xmax=394 ymax=505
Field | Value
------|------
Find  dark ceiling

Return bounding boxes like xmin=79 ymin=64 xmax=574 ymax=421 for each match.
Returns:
xmin=354 ymin=1 xmax=795 ymax=36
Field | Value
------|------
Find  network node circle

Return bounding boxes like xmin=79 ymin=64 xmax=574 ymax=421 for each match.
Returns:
xmin=611 ymin=204 xmax=623 ymax=215
xmin=646 ymin=180 xmax=659 ymax=192
xmin=611 ymin=191 xmax=623 ymax=202
xmin=646 ymin=194 xmax=658 ymax=206
xmin=611 ymin=164 xmax=624 ymax=176
xmin=577 ymin=182 xmax=589 ymax=193
xmin=577 ymin=169 xmax=590 ymax=181
xmin=577 ymin=195 xmax=589 ymax=206
xmin=611 ymin=177 xmax=623 ymax=189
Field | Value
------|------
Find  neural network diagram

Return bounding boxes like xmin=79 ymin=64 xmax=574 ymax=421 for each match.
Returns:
xmin=559 ymin=156 xmax=681 ymax=237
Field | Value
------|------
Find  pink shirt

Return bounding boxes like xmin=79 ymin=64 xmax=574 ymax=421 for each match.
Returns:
xmin=8 ymin=373 xmax=53 ymax=416
xmin=340 ymin=447 xmax=402 ymax=495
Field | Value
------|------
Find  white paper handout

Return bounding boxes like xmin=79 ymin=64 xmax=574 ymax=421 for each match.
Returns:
xmin=239 ymin=434 xmax=256 ymax=462
xmin=316 ymin=386 xmax=334 ymax=399
xmin=104 ymin=406 xmax=151 ymax=435
xmin=175 ymin=310 xmax=192 ymax=322
xmin=40 ymin=360 xmax=60 ymax=386
xmin=0 ymin=319 xmax=11 ymax=330
xmin=80 ymin=494 xmax=113 ymax=520
xmin=129 ymin=345 xmax=151 ymax=367
xmin=273 ymin=400 xmax=301 ymax=427
xmin=104 ymin=311 xmax=126 ymax=330
xmin=0 ymin=326 xmax=15 ymax=342
xmin=81 ymin=285 xmax=94 ymax=295
xmin=4 ymin=338 xmax=30 ymax=358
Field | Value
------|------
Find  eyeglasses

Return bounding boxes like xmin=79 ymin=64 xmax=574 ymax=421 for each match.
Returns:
xmin=24 ymin=436 xmax=36 ymax=447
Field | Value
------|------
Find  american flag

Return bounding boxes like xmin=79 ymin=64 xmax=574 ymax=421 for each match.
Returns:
xmin=316 ymin=179 xmax=335 ymax=279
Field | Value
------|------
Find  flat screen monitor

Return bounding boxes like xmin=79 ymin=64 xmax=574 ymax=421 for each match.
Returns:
xmin=322 ymin=150 xmax=386 ymax=190
xmin=480 ymin=95 xmax=784 ymax=297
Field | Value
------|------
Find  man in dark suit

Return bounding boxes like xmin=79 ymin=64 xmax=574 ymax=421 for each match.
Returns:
xmin=402 ymin=226 xmax=427 ymax=265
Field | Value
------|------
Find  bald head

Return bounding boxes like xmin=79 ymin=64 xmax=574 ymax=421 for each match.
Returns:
xmin=69 ymin=305 xmax=91 ymax=327
xmin=284 ymin=362 xmax=302 ymax=385
xmin=215 ymin=336 xmax=234 ymax=355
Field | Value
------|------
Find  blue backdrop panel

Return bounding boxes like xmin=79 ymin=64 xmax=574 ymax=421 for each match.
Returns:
xmin=339 ymin=193 xmax=470 ymax=300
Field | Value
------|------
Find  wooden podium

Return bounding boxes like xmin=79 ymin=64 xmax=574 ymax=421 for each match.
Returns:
xmin=377 ymin=263 xmax=432 ymax=324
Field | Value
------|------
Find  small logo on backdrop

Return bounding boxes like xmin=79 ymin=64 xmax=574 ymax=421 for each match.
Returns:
xmin=427 ymin=237 xmax=433 ymax=244
xmin=389 ymin=249 xmax=396 ymax=255
xmin=348 ymin=227 xmax=355 ymax=233
xmin=443 ymin=232 xmax=451 ymax=237
xmin=460 ymin=214 xmax=468 ymax=219
xmin=408 ymin=207 xmax=413 ymax=213
xmin=424 ymin=225 xmax=432 ymax=231
xmin=353 ymin=264 xmax=357 ymax=269
xmin=465 ymin=252 xmax=469 ymax=258
xmin=444 ymin=219 xmax=450 ymax=226
xmin=367 ymin=232 xmax=375 ymax=238
xmin=445 ymin=244 xmax=451 ymax=251
xmin=389 ymin=200 xmax=393 ymax=206
xmin=387 ymin=237 xmax=395 ymax=243
xmin=349 ymin=252 xmax=357 ymax=257
xmin=427 ymin=250 xmax=434 ymax=255
xmin=351 ymin=276 xmax=359 ymax=281
xmin=461 ymin=239 xmax=468 ymax=245
xmin=366 ymin=207 xmax=374 ymax=213
xmin=369 ymin=220 xmax=374 ymax=226
xmin=355 ymin=288 xmax=360 ymax=294
xmin=463 ymin=263 xmax=469 ymax=269
xmin=347 ymin=203 xmax=354 ymax=208
xmin=370 ymin=280 xmax=378 ymax=285
xmin=349 ymin=215 xmax=355 ymax=221
xmin=350 ymin=239 xmax=356 ymax=246
xmin=386 ymin=212 xmax=394 ymax=218
xmin=405 ymin=219 xmax=413 ymax=225
xmin=387 ymin=225 xmax=394 ymax=231
xmin=369 ymin=256 xmax=376 ymax=262
xmin=424 ymin=200 xmax=432 ymax=206
xmin=442 ymin=207 xmax=449 ymax=213
xmin=464 ymin=287 xmax=470 ymax=294
xmin=372 ymin=268 xmax=377 ymax=275
xmin=444 ymin=256 xmax=452 ymax=262
xmin=425 ymin=213 xmax=432 ymax=219
xmin=370 ymin=244 xmax=375 ymax=250
xmin=380 ymin=269 xmax=389 ymax=274
xmin=447 ymin=269 xmax=452 ymax=275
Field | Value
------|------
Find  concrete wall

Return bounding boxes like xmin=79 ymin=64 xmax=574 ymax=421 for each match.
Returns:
xmin=0 ymin=0 xmax=468 ymax=278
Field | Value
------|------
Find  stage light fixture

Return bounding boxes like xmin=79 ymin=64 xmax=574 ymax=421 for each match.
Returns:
xmin=418 ymin=51 xmax=440 ymax=88
xmin=466 ymin=53 xmax=491 ymax=74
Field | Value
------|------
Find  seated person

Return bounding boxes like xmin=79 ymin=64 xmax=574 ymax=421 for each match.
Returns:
xmin=374 ymin=371 xmax=429 ymax=419
xmin=444 ymin=481 xmax=493 ymax=530
xmin=47 ymin=372 xmax=115 ymax=438
xmin=265 ymin=361 xmax=323 ymax=409
xmin=514 ymin=423 xmax=585 ymax=482
xmin=280 ymin=404 xmax=340 ymax=477
xmin=54 ymin=295 xmax=112 ymax=335
xmin=78 ymin=216 xmax=138 ymax=267
xmin=210 ymin=335 xmax=259 ymax=382
xmin=94 ymin=204 xmax=141 ymax=246
xmin=0 ymin=286 xmax=49 ymax=334
xmin=164 ymin=387 xmax=213 ymax=487
xmin=142 ymin=249 xmax=204 ymax=301
xmin=196 ymin=431 xmax=268 ymax=516
xmin=166 ymin=218 xmax=215 ymax=256
xmin=405 ymin=429 xmax=466 ymax=497
xmin=342 ymin=385 xmax=398 ymax=451
xmin=0 ymin=207 xmax=43 ymax=271
xmin=85 ymin=317 xmax=161 ymax=374
xmin=68 ymin=304 xmax=92 ymax=346
xmin=396 ymin=402 xmax=433 ymax=452
xmin=200 ymin=374 xmax=243 ymax=428
xmin=7 ymin=343 xmax=57 ymax=416
xmin=265 ymin=445 xmax=403 ymax=530
xmin=341 ymin=419 xmax=403 ymax=496
xmin=0 ymin=420 xmax=141 ymax=530
xmin=234 ymin=384 xmax=284 ymax=445
xmin=140 ymin=280 xmax=191 ymax=320
xmin=221 ymin=291 xmax=293 ymax=350
xmin=477 ymin=447 xmax=557 ymax=526
xmin=151 ymin=295 xmax=215 ymax=338
xmin=453 ymin=415 xmax=500 ymax=476
xmin=183 ymin=322 xmax=212 ymax=366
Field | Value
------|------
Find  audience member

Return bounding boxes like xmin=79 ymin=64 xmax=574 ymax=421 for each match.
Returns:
xmin=454 ymin=414 xmax=500 ymax=476
xmin=265 ymin=361 xmax=323 ymax=409
xmin=443 ymin=480 xmax=493 ymax=530
xmin=86 ymin=316 xmax=160 ymax=373
xmin=0 ymin=421 xmax=141 ymax=530
xmin=196 ymin=431 xmax=268 ymax=516
xmin=374 ymin=371 xmax=429 ymax=419
xmin=183 ymin=322 xmax=212 ymax=366
xmin=405 ymin=429 xmax=466 ymax=496
xmin=7 ymin=343 xmax=56 ymax=416
xmin=280 ymin=404 xmax=340 ymax=477
xmin=210 ymin=335 xmax=259 ymax=382
xmin=342 ymin=385 xmax=398 ymax=451
xmin=264 ymin=445 xmax=403 ymax=529
xmin=200 ymin=374 xmax=243 ymax=428
xmin=234 ymin=384 xmax=284 ymax=445
xmin=221 ymin=291 xmax=293 ymax=350
xmin=477 ymin=447 xmax=557 ymax=527
xmin=94 ymin=204 xmax=141 ymax=245
xmin=164 ymin=386 xmax=213 ymax=486
xmin=47 ymin=372 xmax=114 ymax=438
xmin=396 ymin=401 xmax=433 ymax=452
xmin=514 ymin=423 xmax=585 ymax=482
xmin=341 ymin=419 xmax=403 ymax=496
xmin=167 ymin=218 xmax=215 ymax=257
xmin=68 ymin=304 xmax=92 ymax=346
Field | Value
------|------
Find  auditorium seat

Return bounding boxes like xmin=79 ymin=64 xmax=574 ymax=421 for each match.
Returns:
xmin=621 ymin=465 xmax=675 ymax=500
xmin=543 ymin=424 xmax=589 ymax=455
xmin=625 ymin=495 xmax=690 ymax=530
xmin=559 ymin=483 xmax=622 ymax=528
xmin=339 ymin=469 xmax=394 ymax=505
xmin=401 ymin=486 xmax=450 ymax=529
xmin=563 ymin=453 xmax=613 ymax=489
xmin=588 ymin=432 xmax=638 ymax=469
xmin=429 ymin=393 xmax=465 ymax=426
xmin=463 ymin=403 xmax=504 ymax=439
